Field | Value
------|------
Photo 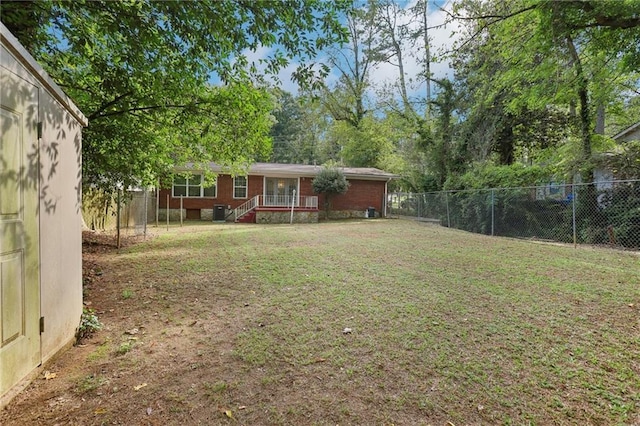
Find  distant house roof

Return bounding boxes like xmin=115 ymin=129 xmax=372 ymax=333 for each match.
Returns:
xmin=612 ymin=121 xmax=640 ymax=142
xmin=180 ymin=162 xmax=398 ymax=181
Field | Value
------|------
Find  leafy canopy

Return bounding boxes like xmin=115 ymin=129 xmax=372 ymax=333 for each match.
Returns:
xmin=0 ymin=0 xmax=350 ymax=189
xmin=448 ymin=0 xmax=640 ymax=183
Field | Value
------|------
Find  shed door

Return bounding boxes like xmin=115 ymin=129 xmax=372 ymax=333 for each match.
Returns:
xmin=0 ymin=66 xmax=41 ymax=396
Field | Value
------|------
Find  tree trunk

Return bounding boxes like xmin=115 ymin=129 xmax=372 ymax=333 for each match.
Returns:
xmin=595 ymin=103 xmax=605 ymax=135
xmin=566 ymin=35 xmax=593 ymax=183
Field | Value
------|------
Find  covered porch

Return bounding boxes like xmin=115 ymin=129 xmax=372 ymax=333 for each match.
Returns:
xmin=235 ymin=194 xmax=319 ymax=223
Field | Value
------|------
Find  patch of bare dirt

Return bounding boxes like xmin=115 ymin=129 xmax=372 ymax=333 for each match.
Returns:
xmin=1 ymin=231 xmax=254 ymax=426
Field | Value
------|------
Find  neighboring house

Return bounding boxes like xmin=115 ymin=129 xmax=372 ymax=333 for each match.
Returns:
xmin=1 ymin=24 xmax=87 ymax=406
xmin=593 ymin=121 xmax=640 ymax=186
xmin=158 ymin=163 xmax=397 ymax=223
xmin=612 ymin=121 xmax=640 ymax=143
xmin=534 ymin=122 xmax=640 ymax=197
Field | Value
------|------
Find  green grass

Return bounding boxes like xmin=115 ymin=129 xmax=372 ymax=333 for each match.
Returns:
xmin=86 ymin=340 xmax=110 ymax=362
xmin=116 ymin=340 xmax=135 ymax=355
xmin=75 ymin=374 xmax=107 ymax=394
xmin=203 ymin=380 xmax=228 ymax=398
xmin=116 ymin=220 xmax=640 ymax=425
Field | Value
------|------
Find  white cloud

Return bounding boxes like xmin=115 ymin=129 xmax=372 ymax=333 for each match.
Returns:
xmin=369 ymin=1 xmax=461 ymax=100
xmin=227 ymin=1 xmax=462 ymax=98
xmin=239 ymin=46 xmax=314 ymax=94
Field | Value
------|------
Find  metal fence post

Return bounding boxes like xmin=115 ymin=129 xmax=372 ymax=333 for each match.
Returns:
xmin=388 ymin=180 xmax=639 ymax=249
xmin=116 ymin=188 xmax=121 ymax=249
xmin=290 ymin=189 xmax=296 ymax=224
xmin=572 ymin=186 xmax=577 ymax=248
xmin=143 ymin=189 xmax=148 ymax=239
xmin=491 ymin=189 xmax=495 ymax=236
xmin=155 ymin=180 xmax=160 ymax=227
xmin=446 ymin=192 xmax=451 ymax=228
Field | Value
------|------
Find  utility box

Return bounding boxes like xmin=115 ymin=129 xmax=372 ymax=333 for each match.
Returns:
xmin=213 ymin=204 xmax=226 ymax=221
xmin=367 ymin=207 xmax=375 ymax=218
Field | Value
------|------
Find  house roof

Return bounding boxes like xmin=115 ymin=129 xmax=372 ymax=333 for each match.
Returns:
xmin=612 ymin=121 xmax=640 ymax=141
xmin=181 ymin=162 xmax=398 ymax=181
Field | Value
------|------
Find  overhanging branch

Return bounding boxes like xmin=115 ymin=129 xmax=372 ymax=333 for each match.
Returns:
xmin=90 ymin=102 xmax=214 ymax=120
xmin=442 ymin=4 xmax=539 ymax=22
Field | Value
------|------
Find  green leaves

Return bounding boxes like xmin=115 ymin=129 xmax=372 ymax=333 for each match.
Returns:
xmin=312 ymin=163 xmax=350 ymax=216
xmin=451 ymin=0 xmax=639 ymax=182
xmin=0 ymin=0 xmax=349 ymax=189
xmin=312 ymin=163 xmax=350 ymax=194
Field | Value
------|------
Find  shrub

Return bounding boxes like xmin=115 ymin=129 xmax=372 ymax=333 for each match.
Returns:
xmin=445 ymin=163 xmax=551 ymax=190
xmin=312 ymin=162 xmax=350 ymax=219
xmin=76 ymin=307 xmax=102 ymax=343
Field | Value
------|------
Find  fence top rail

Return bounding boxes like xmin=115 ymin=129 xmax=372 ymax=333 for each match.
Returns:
xmin=390 ymin=179 xmax=640 ymax=196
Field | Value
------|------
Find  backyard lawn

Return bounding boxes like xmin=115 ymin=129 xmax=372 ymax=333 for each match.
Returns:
xmin=2 ymin=220 xmax=640 ymax=425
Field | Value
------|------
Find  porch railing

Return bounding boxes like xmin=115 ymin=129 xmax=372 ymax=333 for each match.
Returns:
xmin=234 ymin=195 xmax=318 ymax=221
xmin=262 ymin=195 xmax=318 ymax=209
xmin=234 ymin=195 xmax=260 ymax=221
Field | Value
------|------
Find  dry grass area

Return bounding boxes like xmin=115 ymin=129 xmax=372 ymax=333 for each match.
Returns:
xmin=2 ymin=220 xmax=640 ymax=425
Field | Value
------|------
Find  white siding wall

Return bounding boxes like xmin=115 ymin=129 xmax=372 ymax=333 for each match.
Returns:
xmin=1 ymin=23 xmax=86 ymax=403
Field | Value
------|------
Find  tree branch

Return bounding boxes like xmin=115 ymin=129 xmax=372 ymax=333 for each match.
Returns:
xmin=87 ymin=91 xmax=134 ymax=120
xmin=445 ymin=4 xmax=540 ymax=56
xmin=570 ymin=1 xmax=640 ymax=29
xmin=573 ymin=17 xmax=640 ymax=30
xmin=442 ymin=4 xmax=538 ymax=23
xmin=92 ymin=102 xmax=199 ymax=120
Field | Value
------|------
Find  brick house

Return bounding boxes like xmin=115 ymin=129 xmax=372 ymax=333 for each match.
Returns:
xmin=158 ymin=163 xmax=397 ymax=223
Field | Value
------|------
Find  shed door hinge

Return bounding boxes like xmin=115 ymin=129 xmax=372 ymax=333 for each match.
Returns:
xmin=40 ymin=316 xmax=45 ymax=334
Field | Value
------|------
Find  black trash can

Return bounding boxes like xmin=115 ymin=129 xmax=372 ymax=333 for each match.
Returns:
xmin=213 ymin=204 xmax=226 ymax=221
xmin=367 ymin=207 xmax=375 ymax=218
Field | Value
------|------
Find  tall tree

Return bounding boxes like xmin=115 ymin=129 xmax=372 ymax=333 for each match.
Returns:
xmin=429 ymin=78 xmax=457 ymax=186
xmin=450 ymin=0 xmax=640 ymax=182
xmin=1 ymin=0 xmax=349 ymax=189
xmin=370 ymin=0 xmax=415 ymax=118
xmin=268 ymin=91 xmax=331 ymax=165
xmin=321 ymin=4 xmax=379 ymax=128
xmin=269 ymin=90 xmax=305 ymax=164
xmin=327 ymin=115 xmax=398 ymax=168
xmin=367 ymin=0 xmax=458 ymax=191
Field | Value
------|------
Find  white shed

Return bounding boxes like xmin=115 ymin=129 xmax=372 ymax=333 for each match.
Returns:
xmin=1 ymin=23 xmax=87 ymax=405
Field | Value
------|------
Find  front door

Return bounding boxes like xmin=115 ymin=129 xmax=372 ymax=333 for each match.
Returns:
xmin=0 ymin=66 xmax=41 ymax=396
xmin=265 ymin=178 xmax=298 ymax=206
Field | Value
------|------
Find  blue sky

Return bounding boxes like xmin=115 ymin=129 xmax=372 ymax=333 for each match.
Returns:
xmin=239 ymin=0 xmax=459 ymax=95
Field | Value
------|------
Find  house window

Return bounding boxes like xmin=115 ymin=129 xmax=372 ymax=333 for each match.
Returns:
xmin=203 ymin=184 xmax=217 ymax=197
xmin=234 ymin=176 xmax=247 ymax=199
xmin=172 ymin=174 xmax=216 ymax=198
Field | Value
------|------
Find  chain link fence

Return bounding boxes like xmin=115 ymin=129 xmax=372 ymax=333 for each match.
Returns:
xmin=389 ymin=180 xmax=640 ymax=249
xmin=82 ymin=189 xmax=155 ymax=243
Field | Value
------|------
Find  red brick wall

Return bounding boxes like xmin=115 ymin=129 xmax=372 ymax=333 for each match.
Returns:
xmin=331 ymin=179 xmax=386 ymax=212
xmin=159 ymin=175 xmax=387 ymax=214
xmin=159 ymin=174 xmax=265 ymax=209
